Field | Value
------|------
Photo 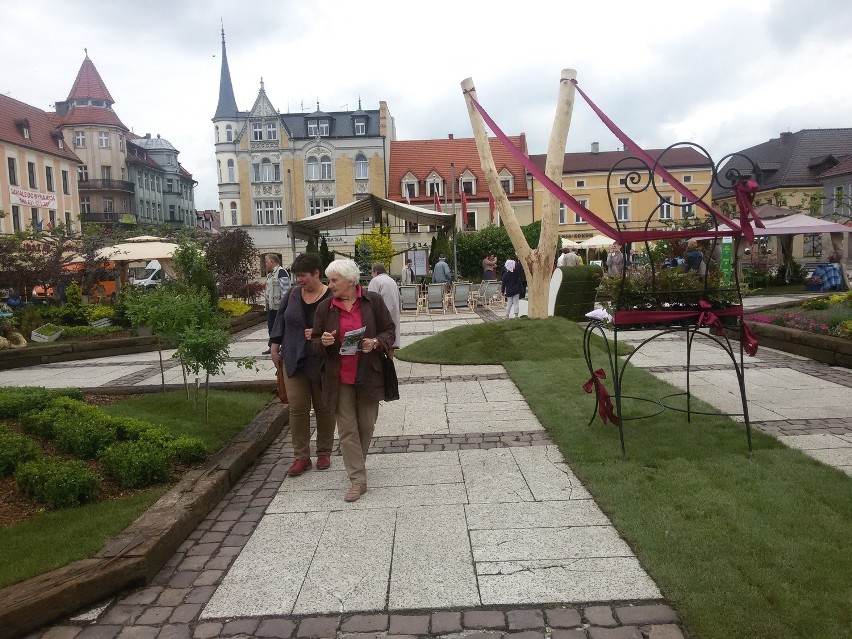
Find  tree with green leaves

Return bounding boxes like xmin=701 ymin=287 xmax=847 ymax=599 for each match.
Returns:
xmin=169 ymin=240 xmax=218 ymax=309
xmin=176 ymin=326 xmax=230 ymax=422
xmin=319 ymin=237 xmax=332 ymax=271
xmin=355 ymin=227 xmax=394 ymax=272
xmin=306 ymin=234 xmax=319 ymax=255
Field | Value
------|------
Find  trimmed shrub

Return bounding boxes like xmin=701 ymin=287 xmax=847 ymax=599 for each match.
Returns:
xmin=21 ymin=396 xmax=93 ymax=439
xmin=0 ymin=387 xmax=84 ymax=419
xmin=53 ymin=409 xmax=118 ymax=459
xmin=15 ymin=458 xmax=99 ymax=508
xmin=101 ymin=440 xmax=171 ymax=488
xmin=137 ymin=427 xmax=175 ymax=449
xmin=0 ymin=429 xmax=40 ymax=475
xmin=111 ymin=416 xmax=159 ymax=441
xmin=168 ymin=435 xmax=207 ymax=464
xmin=554 ymin=265 xmax=604 ymax=321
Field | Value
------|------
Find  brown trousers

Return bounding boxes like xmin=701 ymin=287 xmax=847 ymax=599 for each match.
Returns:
xmin=336 ymin=383 xmax=380 ymax=485
xmin=283 ymin=369 xmax=335 ymax=460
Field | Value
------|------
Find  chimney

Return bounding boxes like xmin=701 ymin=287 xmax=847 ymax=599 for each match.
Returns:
xmin=780 ymin=131 xmax=792 ymax=145
xmin=591 ymin=142 xmax=600 ymax=154
xmin=448 ymin=133 xmax=454 ymax=140
xmin=145 ymin=133 xmax=151 ymax=139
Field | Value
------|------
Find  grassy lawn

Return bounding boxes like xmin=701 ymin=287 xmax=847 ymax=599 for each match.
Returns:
xmin=743 ymin=283 xmax=812 ymax=296
xmin=0 ymin=389 xmax=273 ymax=589
xmin=398 ymin=318 xmax=852 ymax=639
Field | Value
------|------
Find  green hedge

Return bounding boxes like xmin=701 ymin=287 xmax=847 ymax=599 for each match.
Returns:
xmin=15 ymin=458 xmax=99 ymax=508
xmin=553 ymin=265 xmax=604 ymax=321
xmin=0 ymin=428 xmax=40 ymax=476
xmin=168 ymin=435 xmax=207 ymax=464
xmin=101 ymin=440 xmax=171 ymax=488
xmin=0 ymin=387 xmax=84 ymax=419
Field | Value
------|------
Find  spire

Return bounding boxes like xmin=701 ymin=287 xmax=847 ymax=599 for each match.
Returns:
xmin=67 ymin=54 xmax=114 ymax=104
xmin=214 ymin=27 xmax=239 ymax=120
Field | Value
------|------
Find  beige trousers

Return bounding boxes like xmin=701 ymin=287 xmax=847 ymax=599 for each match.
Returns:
xmin=283 ymin=369 xmax=335 ymax=460
xmin=335 ymin=384 xmax=379 ymax=485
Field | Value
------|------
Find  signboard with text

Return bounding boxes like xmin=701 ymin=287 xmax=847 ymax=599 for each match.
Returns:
xmin=10 ymin=187 xmax=56 ymax=209
xmin=720 ymin=237 xmax=733 ymax=285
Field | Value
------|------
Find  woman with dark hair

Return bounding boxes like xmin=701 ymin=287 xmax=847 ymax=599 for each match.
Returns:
xmin=270 ymin=253 xmax=335 ymax=476
xmin=312 ymin=258 xmax=396 ymax=502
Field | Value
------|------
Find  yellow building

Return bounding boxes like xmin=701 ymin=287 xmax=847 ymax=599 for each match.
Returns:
xmin=213 ymin=31 xmax=393 ymax=269
xmin=0 ymin=94 xmax=81 ymax=235
xmin=530 ymin=144 xmax=714 ymax=244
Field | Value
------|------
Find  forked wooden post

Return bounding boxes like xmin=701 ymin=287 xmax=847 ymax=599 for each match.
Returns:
xmin=461 ymin=69 xmax=577 ymax=318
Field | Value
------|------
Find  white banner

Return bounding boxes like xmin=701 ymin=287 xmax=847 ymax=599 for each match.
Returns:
xmin=10 ymin=187 xmax=56 ymax=209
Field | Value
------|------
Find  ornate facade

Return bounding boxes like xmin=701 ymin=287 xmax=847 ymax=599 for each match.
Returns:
xmin=213 ymin=31 xmax=394 ymax=266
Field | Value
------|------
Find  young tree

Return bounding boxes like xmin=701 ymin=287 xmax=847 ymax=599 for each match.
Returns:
xmin=355 ymin=227 xmax=394 ymax=271
xmin=319 ymin=237 xmax=332 ymax=271
xmin=176 ymin=326 xmax=230 ymax=423
xmin=462 ymin=69 xmax=577 ymax=318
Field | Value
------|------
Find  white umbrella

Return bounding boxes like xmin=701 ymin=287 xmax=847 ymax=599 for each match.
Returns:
xmin=578 ymin=234 xmax=616 ymax=249
xmin=96 ymin=241 xmax=178 ymax=263
xmin=560 ymin=237 xmax=583 ymax=249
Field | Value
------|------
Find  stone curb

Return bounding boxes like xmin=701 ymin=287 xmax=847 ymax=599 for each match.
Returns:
xmin=725 ymin=321 xmax=852 ymax=367
xmin=0 ymin=312 xmax=264 ymax=371
xmin=0 ymin=399 xmax=289 ymax=639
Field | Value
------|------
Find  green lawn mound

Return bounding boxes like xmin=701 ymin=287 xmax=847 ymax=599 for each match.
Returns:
xmin=397 ymin=316 xmax=627 ymax=364
xmin=400 ymin=317 xmax=852 ymax=639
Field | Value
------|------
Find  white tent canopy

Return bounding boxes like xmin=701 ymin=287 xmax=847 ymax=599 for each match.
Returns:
xmin=96 ymin=241 xmax=178 ymax=263
xmin=755 ymin=214 xmax=851 ymax=236
xmin=577 ymin=234 xmax=616 ymax=249
xmin=560 ymin=237 xmax=583 ymax=249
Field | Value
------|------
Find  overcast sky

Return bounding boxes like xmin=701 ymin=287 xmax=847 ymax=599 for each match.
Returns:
xmin=3 ymin=0 xmax=852 ymax=210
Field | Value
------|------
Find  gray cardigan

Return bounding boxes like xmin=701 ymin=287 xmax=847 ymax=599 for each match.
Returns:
xmin=269 ymin=286 xmax=329 ymax=380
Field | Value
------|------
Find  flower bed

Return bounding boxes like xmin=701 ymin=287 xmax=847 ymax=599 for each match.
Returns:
xmin=744 ymin=292 xmax=852 ymax=340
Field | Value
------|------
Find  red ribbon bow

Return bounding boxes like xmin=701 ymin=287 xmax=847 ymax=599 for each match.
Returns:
xmin=697 ymin=299 xmax=724 ymax=334
xmin=583 ymin=368 xmax=620 ymax=426
xmin=741 ymin=322 xmax=759 ymax=357
xmin=734 ymin=179 xmax=764 ymax=245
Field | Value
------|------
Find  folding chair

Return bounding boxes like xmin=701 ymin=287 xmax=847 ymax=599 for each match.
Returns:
xmin=450 ymin=282 xmax=472 ymax=313
xmin=426 ymin=283 xmax=447 ymax=314
xmin=484 ymin=281 xmax=504 ymax=308
xmin=399 ymin=285 xmax=421 ymax=316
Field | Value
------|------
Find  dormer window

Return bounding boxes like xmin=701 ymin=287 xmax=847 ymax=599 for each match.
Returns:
xmin=354 ymin=118 xmax=366 ymax=136
xmin=253 ymin=123 xmax=263 ymax=141
xmin=459 ymin=170 xmax=476 ymax=195
xmin=308 ymin=119 xmax=329 ymax=137
xmin=266 ymin=122 xmax=278 ymax=140
xmin=14 ymin=118 xmax=30 ymax=140
xmin=402 ymin=172 xmax=418 ymax=199
xmin=498 ymin=169 xmax=514 ymax=194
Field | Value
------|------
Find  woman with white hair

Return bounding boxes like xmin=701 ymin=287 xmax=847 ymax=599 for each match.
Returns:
xmin=312 ymin=259 xmax=396 ymax=502
xmin=501 ymin=258 xmax=523 ymax=319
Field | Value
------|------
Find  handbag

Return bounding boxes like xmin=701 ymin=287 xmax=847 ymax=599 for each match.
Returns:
xmin=381 ymin=351 xmax=400 ymax=402
xmin=276 ymin=363 xmax=288 ymax=404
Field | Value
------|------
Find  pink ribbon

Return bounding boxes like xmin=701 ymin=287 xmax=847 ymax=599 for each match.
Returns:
xmin=734 ymin=179 xmax=764 ymax=245
xmin=613 ymin=304 xmax=758 ymax=356
xmin=583 ymin=369 xmax=620 ymax=426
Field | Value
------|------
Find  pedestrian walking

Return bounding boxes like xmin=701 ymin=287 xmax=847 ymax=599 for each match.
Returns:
xmin=269 ymin=253 xmax=335 ymax=476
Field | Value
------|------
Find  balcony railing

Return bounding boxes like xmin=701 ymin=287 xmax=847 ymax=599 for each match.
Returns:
xmin=78 ymin=179 xmax=135 ymax=193
xmin=80 ymin=212 xmax=137 ymax=225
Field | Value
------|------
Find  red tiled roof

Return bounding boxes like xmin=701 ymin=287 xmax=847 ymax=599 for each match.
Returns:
xmin=179 ymin=165 xmax=193 ymax=180
xmin=67 ymin=56 xmax=114 ymax=103
xmin=818 ymin=154 xmax=852 ymax=179
xmin=0 ymin=94 xmax=82 ymax=163
xmin=50 ymin=106 xmax=128 ymax=130
xmin=529 ymin=147 xmax=713 ymax=174
xmin=389 ymin=135 xmax=530 ymax=202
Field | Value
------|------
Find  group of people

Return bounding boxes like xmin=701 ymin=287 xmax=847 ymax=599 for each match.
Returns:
xmin=265 ymin=254 xmax=397 ymax=503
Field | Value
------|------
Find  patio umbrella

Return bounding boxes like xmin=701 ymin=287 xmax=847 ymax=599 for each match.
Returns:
xmin=96 ymin=240 xmax=179 ymax=289
xmin=560 ymin=238 xmax=583 ymax=249
xmin=578 ymin=234 xmax=616 ymax=249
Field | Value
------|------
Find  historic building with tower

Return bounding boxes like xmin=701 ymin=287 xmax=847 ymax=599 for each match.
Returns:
xmin=213 ymin=30 xmax=395 ymax=268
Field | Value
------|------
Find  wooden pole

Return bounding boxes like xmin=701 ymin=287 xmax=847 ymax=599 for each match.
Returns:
xmin=461 ymin=69 xmax=577 ymax=318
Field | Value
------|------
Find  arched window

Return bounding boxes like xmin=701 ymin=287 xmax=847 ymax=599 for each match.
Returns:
xmin=217 ymin=160 xmax=222 ymax=183
xmin=307 ymin=157 xmax=320 ymax=181
xmin=225 ymin=125 xmax=233 ymax=142
xmin=215 ymin=126 xmax=219 ymax=143
xmin=227 ymin=159 xmax=235 ymax=182
xmin=355 ymin=153 xmax=368 ymax=180
xmin=320 ymin=155 xmax=332 ymax=180
xmin=230 ymin=201 xmax=238 ymax=226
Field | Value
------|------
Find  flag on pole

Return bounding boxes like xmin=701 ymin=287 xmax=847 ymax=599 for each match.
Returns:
xmin=461 ymin=191 xmax=468 ymax=230
xmin=433 ymin=191 xmax=442 ymax=212
xmin=488 ymin=192 xmax=495 ymax=225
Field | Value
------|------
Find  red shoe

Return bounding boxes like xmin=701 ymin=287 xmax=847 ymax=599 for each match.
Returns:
xmin=287 ymin=458 xmax=312 ymax=476
xmin=316 ymin=454 xmax=331 ymax=470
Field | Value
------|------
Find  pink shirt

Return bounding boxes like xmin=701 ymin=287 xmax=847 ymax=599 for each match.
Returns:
xmin=330 ymin=286 xmax=364 ymax=385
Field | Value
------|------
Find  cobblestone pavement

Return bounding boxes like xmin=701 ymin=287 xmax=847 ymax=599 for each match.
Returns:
xmin=20 ymin=295 xmax=849 ymax=637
